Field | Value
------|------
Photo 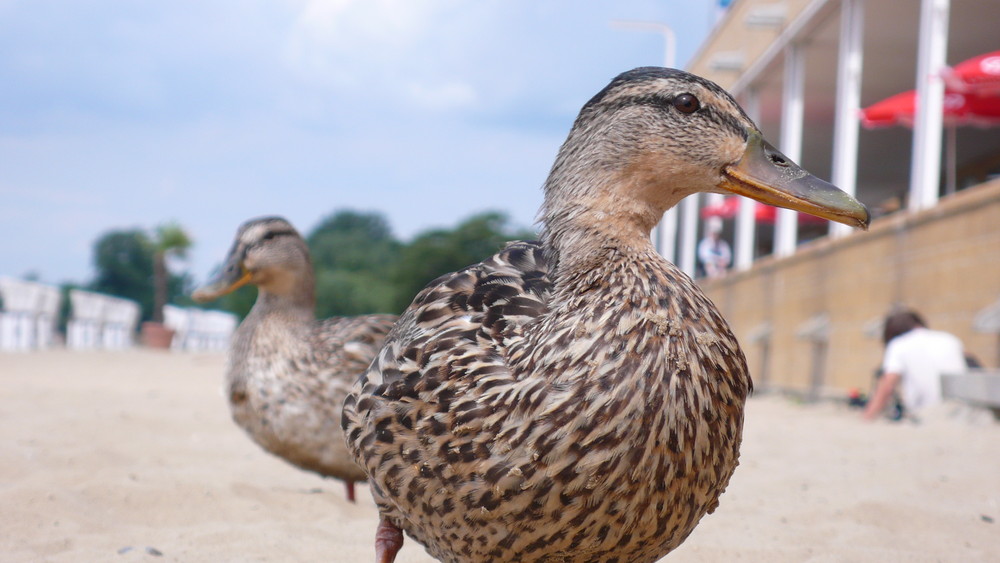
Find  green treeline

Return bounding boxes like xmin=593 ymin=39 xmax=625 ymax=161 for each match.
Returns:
xmin=88 ymin=210 xmax=535 ymax=321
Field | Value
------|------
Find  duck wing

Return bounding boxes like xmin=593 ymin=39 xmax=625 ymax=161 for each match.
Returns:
xmin=343 ymin=240 xmax=750 ymax=563
xmin=342 ymin=241 xmax=550 ymax=550
xmin=312 ymin=314 xmax=399 ymax=382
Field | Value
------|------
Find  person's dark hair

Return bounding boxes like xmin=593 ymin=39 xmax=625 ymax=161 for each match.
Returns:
xmin=882 ymin=309 xmax=926 ymax=345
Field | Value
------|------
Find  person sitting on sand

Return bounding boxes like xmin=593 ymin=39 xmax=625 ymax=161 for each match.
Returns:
xmin=697 ymin=217 xmax=732 ymax=279
xmin=863 ymin=309 xmax=967 ymax=421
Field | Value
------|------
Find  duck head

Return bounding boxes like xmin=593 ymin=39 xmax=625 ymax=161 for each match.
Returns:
xmin=540 ymin=67 xmax=869 ymax=247
xmin=192 ymin=216 xmax=313 ymax=303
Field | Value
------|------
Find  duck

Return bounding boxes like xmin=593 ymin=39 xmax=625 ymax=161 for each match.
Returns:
xmin=342 ymin=67 xmax=869 ymax=563
xmin=192 ymin=216 xmax=397 ymax=502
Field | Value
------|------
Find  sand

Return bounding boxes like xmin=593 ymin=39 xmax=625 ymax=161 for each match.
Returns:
xmin=1 ymin=350 xmax=997 ymax=562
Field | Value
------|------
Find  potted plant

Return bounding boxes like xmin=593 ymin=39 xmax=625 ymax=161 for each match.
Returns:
xmin=141 ymin=223 xmax=191 ymax=349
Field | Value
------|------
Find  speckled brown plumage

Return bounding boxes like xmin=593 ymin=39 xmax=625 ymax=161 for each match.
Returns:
xmin=193 ymin=217 xmax=396 ymax=501
xmin=342 ymin=67 xmax=869 ymax=562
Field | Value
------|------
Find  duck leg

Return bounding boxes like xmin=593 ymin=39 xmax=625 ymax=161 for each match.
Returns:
xmin=345 ymin=480 xmax=356 ymax=503
xmin=375 ymin=517 xmax=404 ymax=563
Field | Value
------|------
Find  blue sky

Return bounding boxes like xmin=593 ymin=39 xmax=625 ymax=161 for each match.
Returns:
xmin=1 ymin=0 xmax=722 ymax=285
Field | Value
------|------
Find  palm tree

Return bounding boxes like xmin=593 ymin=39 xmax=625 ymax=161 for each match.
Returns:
xmin=151 ymin=223 xmax=192 ymax=324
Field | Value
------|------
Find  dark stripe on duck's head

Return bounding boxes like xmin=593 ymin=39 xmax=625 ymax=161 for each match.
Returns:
xmin=239 ymin=215 xmax=293 ymax=232
xmin=259 ymin=228 xmax=298 ymax=242
xmin=581 ymin=67 xmax=686 ymax=111
xmin=581 ymin=67 xmax=754 ymax=136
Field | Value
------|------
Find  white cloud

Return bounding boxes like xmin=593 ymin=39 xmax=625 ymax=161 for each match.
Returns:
xmin=282 ymin=0 xmax=452 ymax=85
xmin=0 ymin=0 xmax=718 ymax=284
xmin=291 ymin=0 xmax=440 ymax=42
xmin=405 ymin=80 xmax=478 ymax=111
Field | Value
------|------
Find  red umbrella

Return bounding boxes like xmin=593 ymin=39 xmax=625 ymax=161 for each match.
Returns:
xmin=943 ymin=50 xmax=1000 ymax=96
xmin=860 ymin=90 xmax=1000 ymax=129
xmin=861 ymin=88 xmax=1000 ymax=195
xmin=700 ymin=196 xmax=743 ymax=219
xmin=700 ymin=197 xmax=827 ymax=225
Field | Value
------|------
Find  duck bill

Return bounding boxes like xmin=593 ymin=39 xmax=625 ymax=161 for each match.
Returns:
xmin=720 ymin=131 xmax=870 ymax=230
xmin=191 ymin=254 xmax=252 ymax=303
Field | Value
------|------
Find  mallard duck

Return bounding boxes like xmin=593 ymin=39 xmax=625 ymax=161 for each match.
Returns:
xmin=342 ymin=67 xmax=869 ymax=563
xmin=192 ymin=216 xmax=397 ymax=502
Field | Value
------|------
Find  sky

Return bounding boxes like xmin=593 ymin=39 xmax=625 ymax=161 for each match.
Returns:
xmin=1 ymin=0 xmax=724 ymax=286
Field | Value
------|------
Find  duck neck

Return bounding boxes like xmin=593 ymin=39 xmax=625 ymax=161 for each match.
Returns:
xmin=540 ymin=177 xmax=668 ymax=280
xmin=249 ymin=269 xmax=317 ymax=325
xmin=538 ymin=126 xmax=698 ymax=279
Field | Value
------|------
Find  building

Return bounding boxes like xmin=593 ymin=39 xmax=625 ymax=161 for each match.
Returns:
xmin=670 ymin=0 xmax=1000 ymax=396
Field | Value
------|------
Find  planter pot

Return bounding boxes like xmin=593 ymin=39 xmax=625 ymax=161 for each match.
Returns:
xmin=141 ymin=322 xmax=175 ymax=349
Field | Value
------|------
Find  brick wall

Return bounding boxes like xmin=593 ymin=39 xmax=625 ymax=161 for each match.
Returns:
xmin=700 ymin=178 xmax=1000 ymax=396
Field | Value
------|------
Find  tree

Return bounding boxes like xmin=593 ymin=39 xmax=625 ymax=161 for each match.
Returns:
xmin=307 ymin=210 xmax=401 ymax=274
xmin=390 ymin=212 xmax=536 ymax=311
xmin=89 ymin=226 xmax=192 ymax=322
xmin=151 ymin=223 xmax=192 ymax=324
xmin=91 ymin=229 xmax=156 ymax=318
xmin=193 ymin=209 xmax=533 ymax=319
xmin=314 ymin=270 xmax=397 ymax=318
xmin=307 ymin=210 xmax=401 ymax=317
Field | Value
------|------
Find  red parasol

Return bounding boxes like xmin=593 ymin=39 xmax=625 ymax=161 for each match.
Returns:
xmin=943 ymin=50 xmax=1000 ymax=96
xmin=700 ymin=196 xmax=827 ymax=225
xmin=860 ymin=86 xmax=1000 ymax=195
xmin=860 ymin=89 xmax=1000 ymax=129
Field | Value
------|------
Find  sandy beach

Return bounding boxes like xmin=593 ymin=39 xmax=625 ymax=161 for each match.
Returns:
xmin=1 ymin=350 xmax=997 ymax=562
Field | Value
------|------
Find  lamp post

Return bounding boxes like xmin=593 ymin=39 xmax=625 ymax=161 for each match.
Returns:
xmin=610 ymin=20 xmax=676 ymax=70
xmin=610 ymin=20 xmax=685 ymax=268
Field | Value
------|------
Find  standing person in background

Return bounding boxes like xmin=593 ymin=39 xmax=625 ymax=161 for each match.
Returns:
xmin=863 ymin=309 xmax=968 ymax=421
xmin=697 ymin=217 xmax=732 ymax=279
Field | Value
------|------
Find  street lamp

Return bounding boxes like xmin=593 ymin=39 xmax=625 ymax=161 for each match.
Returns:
xmin=610 ymin=20 xmax=687 ymax=269
xmin=610 ymin=19 xmax=676 ymax=69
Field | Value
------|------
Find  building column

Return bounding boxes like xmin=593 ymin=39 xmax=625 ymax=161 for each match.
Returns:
xmin=609 ymin=20 xmax=679 ymax=264
xmin=830 ymin=0 xmax=865 ymax=238
xmin=736 ymin=87 xmax=761 ymax=270
xmin=679 ymin=195 xmax=700 ymax=277
xmin=909 ymin=0 xmax=950 ymax=211
xmin=656 ymin=207 xmax=678 ymax=263
xmin=776 ymin=42 xmax=805 ymax=257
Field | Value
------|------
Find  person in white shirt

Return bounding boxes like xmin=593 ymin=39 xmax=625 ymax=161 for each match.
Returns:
xmin=697 ymin=217 xmax=731 ymax=279
xmin=863 ymin=309 xmax=967 ymax=420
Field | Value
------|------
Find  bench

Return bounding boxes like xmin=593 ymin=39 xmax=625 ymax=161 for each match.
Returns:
xmin=941 ymin=369 xmax=1000 ymax=420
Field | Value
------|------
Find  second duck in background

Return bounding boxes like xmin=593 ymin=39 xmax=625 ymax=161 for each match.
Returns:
xmin=192 ymin=216 xmax=397 ymax=502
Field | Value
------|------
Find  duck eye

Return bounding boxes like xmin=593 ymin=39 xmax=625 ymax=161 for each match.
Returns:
xmin=672 ymin=93 xmax=700 ymax=114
